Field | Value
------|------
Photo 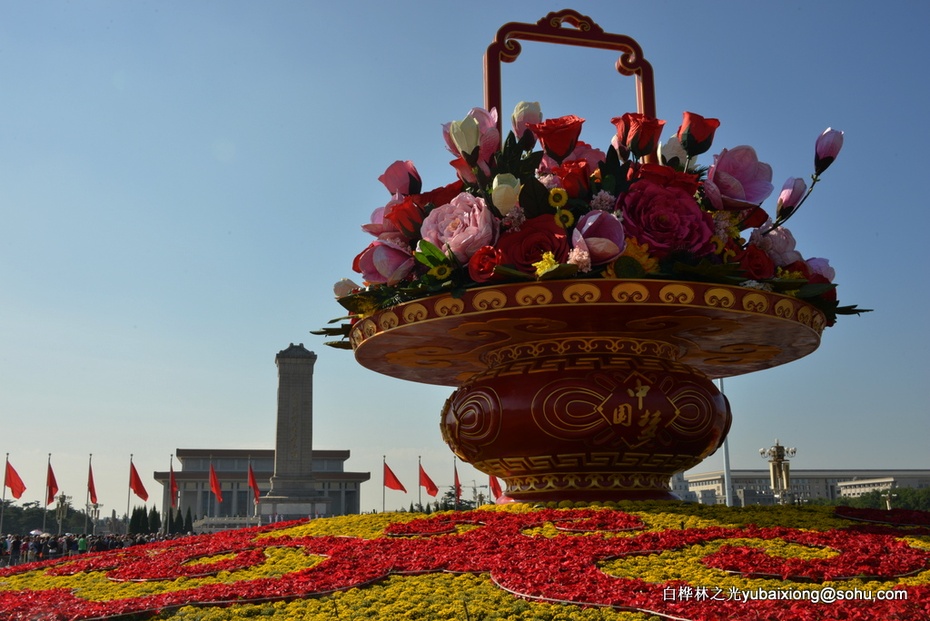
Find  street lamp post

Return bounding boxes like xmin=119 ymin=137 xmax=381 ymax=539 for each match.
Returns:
xmin=55 ymin=493 xmax=71 ymax=536
xmin=760 ymin=439 xmax=796 ymax=505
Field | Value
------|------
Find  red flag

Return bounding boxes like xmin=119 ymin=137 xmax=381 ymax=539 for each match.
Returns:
xmin=247 ymin=463 xmax=260 ymax=504
xmin=88 ymin=462 xmax=98 ymax=505
xmin=418 ymin=464 xmax=439 ymax=497
xmin=4 ymin=460 xmax=26 ymax=499
xmin=383 ymin=461 xmax=407 ymax=492
xmin=129 ymin=461 xmax=149 ymax=501
xmin=46 ymin=462 xmax=59 ymax=506
xmin=169 ymin=465 xmax=178 ymax=508
xmin=209 ymin=463 xmax=223 ymax=503
xmin=454 ymin=464 xmax=462 ymax=501
xmin=489 ymin=475 xmax=503 ymax=500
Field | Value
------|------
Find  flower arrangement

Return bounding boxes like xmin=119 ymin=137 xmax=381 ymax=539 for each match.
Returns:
xmin=320 ymin=103 xmax=867 ymax=346
xmin=1 ymin=503 xmax=928 ymax=620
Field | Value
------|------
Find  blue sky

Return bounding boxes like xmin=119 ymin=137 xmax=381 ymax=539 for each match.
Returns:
xmin=2 ymin=1 xmax=927 ymax=517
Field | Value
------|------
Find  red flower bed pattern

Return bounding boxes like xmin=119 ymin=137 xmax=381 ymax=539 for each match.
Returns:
xmin=1 ymin=508 xmax=929 ymax=620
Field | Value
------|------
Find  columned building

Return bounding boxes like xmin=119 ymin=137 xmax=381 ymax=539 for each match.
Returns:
xmin=683 ymin=469 xmax=930 ymax=506
xmin=153 ymin=344 xmax=370 ymax=530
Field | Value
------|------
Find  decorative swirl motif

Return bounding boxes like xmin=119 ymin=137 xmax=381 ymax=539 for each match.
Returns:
xmin=774 ymin=299 xmax=796 ymax=319
xmin=402 ymin=303 xmax=429 ymax=323
xmin=442 ymin=386 xmax=502 ymax=455
xmin=514 ymin=285 xmax=553 ymax=306
xmin=611 ymin=281 xmax=650 ymax=302
xmin=434 ymin=298 xmax=464 ymax=317
xmin=562 ymin=282 xmax=601 ymax=303
xmin=659 ymin=283 xmax=695 ymax=304
xmin=741 ymin=292 xmax=769 ymax=313
xmin=472 ymin=289 xmax=508 ymax=310
xmin=704 ymin=287 xmax=736 ymax=308
xmin=532 ymin=382 xmax=611 ymax=439
xmin=378 ymin=311 xmax=398 ymax=331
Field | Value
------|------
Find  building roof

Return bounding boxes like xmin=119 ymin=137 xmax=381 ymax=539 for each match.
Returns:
xmin=276 ymin=343 xmax=317 ymax=359
xmin=175 ymin=448 xmax=351 ymax=460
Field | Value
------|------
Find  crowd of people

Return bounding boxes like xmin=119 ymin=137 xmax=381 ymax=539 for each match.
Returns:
xmin=1 ymin=531 xmax=185 ymax=566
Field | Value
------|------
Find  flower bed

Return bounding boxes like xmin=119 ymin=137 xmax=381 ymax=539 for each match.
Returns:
xmin=1 ymin=503 xmax=928 ymax=620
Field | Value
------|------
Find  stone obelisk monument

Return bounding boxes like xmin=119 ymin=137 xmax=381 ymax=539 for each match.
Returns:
xmin=261 ymin=343 xmax=329 ymax=519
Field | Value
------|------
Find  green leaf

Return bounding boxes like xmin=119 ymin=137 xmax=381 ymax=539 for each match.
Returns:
xmin=414 ymin=240 xmax=450 ymax=268
xmin=611 ymin=256 xmax=647 ymax=278
xmin=519 ymin=178 xmax=553 ymax=220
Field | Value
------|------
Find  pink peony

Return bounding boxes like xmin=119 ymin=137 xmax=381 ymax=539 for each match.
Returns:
xmin=420 ymin=192 xmax=499 ymax=264
xmin=806 ymin=257 xmax=835 ymax=282
xmin=705 ymin=146 xmax=774 ymax=210
xmin=749 ymin=222 xmax=802 ymax=267
xmin=571 ymin=210 xmax=626 ymax=265
xmin=352 ymin=239 xmax=415 ymax=285
xmin=617 ymin=179 xmax=715 ymax=258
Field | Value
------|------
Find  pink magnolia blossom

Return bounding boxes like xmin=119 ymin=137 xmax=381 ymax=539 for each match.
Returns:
xmin=815 ymin=127 xmax=844 ymax=175
xmin=443 ymin=107 xmax=500 ymax=176
xmin=352 ymin=239 xmax=415 ymax=285
xmin=378 ymin=160 xmax=421 ymax=196
xmin=776 ymin=177 xmax=807 ymax=221
xmin=361 ymin=204 xmax=401 ymax=237
xmin=511 ymin=101 xmax=542 ymax=140
xmin=420 ymin=192 xmax=499 ymax=263
xmin=571 ymin=210 xmax=626 ymax=265
xmin=705 ymin=145 xmax=774 ymax=210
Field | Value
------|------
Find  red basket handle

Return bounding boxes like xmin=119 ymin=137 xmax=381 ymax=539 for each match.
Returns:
xmin=484 ymin=9 xmax=656 ymax=137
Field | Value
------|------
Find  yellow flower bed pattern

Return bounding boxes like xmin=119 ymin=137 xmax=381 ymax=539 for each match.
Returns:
xmin=1 ymin=502 xmax=928 ymax=620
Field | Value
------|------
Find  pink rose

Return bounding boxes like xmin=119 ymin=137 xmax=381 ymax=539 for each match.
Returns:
xmin=705 ymin=145 xmax=774 ymax=210
xmin=420 ymin=192 xmax=499 ymax=264
xmin=571 ymin=210 xmax=626 ymax=265
xmin=617 ymin=179 xmax=715 ymax=258
xmin=352 ymin=239 xmax=415 ymax=285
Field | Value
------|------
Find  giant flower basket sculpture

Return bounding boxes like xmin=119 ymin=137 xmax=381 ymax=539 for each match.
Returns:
xmin=319 ymin=10 xmax=866 ymax=502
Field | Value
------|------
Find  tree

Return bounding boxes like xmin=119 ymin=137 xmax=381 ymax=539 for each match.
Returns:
xmin=148 ymin=506 xmax=161 ymax=533
xmin=183 ymin=507 xmax=194 ymax=533
xmin=128 ymin=506 xmax=148 ymax=535
xmin=173 ymin=509 xmax=185 ymax=534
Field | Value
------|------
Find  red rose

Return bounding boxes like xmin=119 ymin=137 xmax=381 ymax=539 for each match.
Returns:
xmin=467 ymin=245 xmax=504 ymax=283
xmin=677 ymin=111 xmax=721 ymax=157
xmin=528 ymin=115 xmax=585 ymax=163
xmin=496 ymin=215 xmax=569 ymax=275
xmin=551 ymin=160 xmax=590 ymax=198
xmin=383 ymin=196 xmax=425 ymax=240
xmin=617 ymin=179 xmax=714 ymax=258
xmin=634 ymin=163 xmax=699 ymax=196
xmin=735 ymin=244 xmax=776 ymax=280
xmin=418 ymin=180 xmax=464 ymax=210
xmin=611 ymin=112 xmax=665 ymax=159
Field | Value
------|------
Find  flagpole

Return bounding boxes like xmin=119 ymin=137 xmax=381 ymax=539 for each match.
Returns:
xmin=167 ymin=454 xmax=174 ymax=535
xmin=43 ymin=453 xmax=51 ymax=532
xmin=453 ymin=456 xmax=458 ymax=511
xmin=382 ymin=455 xmax=386 ymax=513
xmin=417 ymin=456 xmax=422 ymax=510
xmin=720 ymin=378 xmax=733 ymax=507
xmin=84 ymin=454 xmax=92 ymax=534
xmin=1 ymin=454 xmax=9 ymax=536
xmin=127 ymin=454 xmax=133 ymax=534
